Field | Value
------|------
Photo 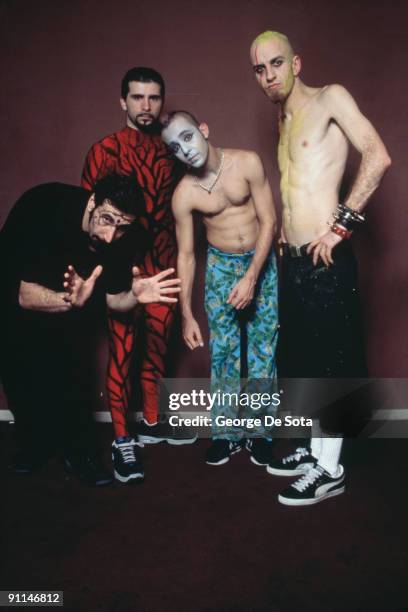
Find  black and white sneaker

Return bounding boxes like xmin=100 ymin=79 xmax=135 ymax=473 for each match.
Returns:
xmin=205 ymin=439 xmax=242 ymax=466
xmin=246 ymin=438 xmax=274 ymax=466
xmin=112 ymin=437 xmax=144 ymax=484
xmin=278 ymin=464 xmax=345 ymax=506
xmin=137 ymin=419 xmax=197 ymax=446
xmin=266 ymin=446 xmax=315 ymax=476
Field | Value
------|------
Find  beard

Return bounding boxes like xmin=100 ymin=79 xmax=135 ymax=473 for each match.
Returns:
xmin=133 ymin=114 xmax=162 ymax=135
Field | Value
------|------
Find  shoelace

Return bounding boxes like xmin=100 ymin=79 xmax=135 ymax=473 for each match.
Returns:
xmin=292 ymin=466 xmax=325 ymax=492
xmin=117 ymin=441 xmax=137 ymax=464
xmin=282 ymin=447 xmax=309 ymax=465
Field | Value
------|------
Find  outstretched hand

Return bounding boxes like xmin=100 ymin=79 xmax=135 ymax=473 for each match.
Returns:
xmin=307 ymin=231 xmax=343 ymax=266
xmin=131 ymin=267 xmax=181 ymax=304
xmin=63 ymin=264 xmax=103 ymax=307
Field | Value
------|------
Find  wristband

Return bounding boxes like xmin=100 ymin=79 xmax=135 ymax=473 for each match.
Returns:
xmin=331 ymin=223 xmax=353 ymax=240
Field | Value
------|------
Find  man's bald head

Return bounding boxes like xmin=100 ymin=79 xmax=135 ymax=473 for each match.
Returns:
xmin=250 ymin=30 xmax=294 ymax=62
xmin=250 ymin=30 xmax=300 ymax=104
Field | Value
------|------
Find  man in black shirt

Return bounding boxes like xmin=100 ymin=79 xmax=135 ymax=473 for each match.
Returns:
xmin=0 ymin=174 xmax=180 ymax=485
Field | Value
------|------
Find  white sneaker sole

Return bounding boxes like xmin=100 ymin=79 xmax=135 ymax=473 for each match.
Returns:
xmin=167 ymin=435 xmax=198 ymax=446
xmin=138 ymin=435 xmax=166 ymax=445
xmin=278 ymin=485 xmax=345 ymax=506
xmin=266 ymin=462 xmax=314 ymax=476
xmin=113 ymin=469 xmax=144 ymax=484
xmin=206 ymin=444 xmax=242 ymax=466
xmin=139 ymin=435 xmax=197 ymax=445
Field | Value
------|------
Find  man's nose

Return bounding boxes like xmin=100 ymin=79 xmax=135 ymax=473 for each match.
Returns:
xmin=103 ymin=226 xmax=116 ymax=243
xmin=142 ymin=97 xmax=151 ymax=111
xmin=265 ymin=67 xmax=276 ymax=82
xmin=180 ymin=143 xmax=190 ymax=158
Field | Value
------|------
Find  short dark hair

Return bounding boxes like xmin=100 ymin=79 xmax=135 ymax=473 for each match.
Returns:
xmin=161 ymin=110 xmax=200 ymax=130
xmin=93 ymin=174 xmax=145 ymax=217
xmin=121 ymin=66 xmax=165 ymax=100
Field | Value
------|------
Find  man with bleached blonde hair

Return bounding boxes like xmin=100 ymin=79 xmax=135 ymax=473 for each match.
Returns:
xmin=250 ymin=30 xmax=391 ymax=506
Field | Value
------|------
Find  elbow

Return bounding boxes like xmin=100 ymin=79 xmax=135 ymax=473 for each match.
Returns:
xmin=383 ymin=152 xmax=392 ymax=171
xmin=18 ymin=290 xmax=30 ymax=310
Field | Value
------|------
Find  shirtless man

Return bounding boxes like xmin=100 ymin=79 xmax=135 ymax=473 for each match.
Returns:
xmin=161 ymin=111 xmax=278 ymax=466
xmin=250 ymin=31 xmax=391 ymax=505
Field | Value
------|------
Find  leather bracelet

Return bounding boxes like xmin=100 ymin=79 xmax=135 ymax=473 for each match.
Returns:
xmin=331 ymin=223 xmax=353 ymax=240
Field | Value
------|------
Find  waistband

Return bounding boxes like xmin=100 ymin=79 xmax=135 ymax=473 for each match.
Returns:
xmin=281 ymin=243 xmax=310 ymax=258
xmin=281 ymin=240 xmax=352 ymax=259
xmin=207 ymin=244 xmax=255 ymax=258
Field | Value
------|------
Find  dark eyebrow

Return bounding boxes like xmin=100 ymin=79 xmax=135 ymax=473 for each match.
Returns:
xmin=179 ymin=129 xmax=193 ymax=137
xmin=253 ymin=55 xmax=285 ymax=69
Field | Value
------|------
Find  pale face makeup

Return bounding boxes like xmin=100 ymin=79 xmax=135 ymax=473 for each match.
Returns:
xmin=251 ymin=37 xmax=297 ymax=103
xmin=162 ymin=116 xmax=209 ymax=168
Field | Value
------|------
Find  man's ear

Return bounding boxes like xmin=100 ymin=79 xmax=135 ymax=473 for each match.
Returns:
xmin=199 ymin=122 xmax=209 ymax=140
xmin=120 ymin=97 xmax=128 ymax=112
xmin=292 ymin=54 xmax=301 ymax=77
xmin=88 ymin=194 xmax=96 ymax=212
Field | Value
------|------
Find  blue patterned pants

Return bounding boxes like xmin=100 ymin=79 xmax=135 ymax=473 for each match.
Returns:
xmin=204 ymin=245 xmax=279 ymax=440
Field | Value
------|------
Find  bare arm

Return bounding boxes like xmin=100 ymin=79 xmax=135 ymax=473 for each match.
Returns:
xmin=307 ymin=85 xmax=391 ymax=266
xmin=327 ymin=84 xmax=391 ymax=211
xmin=19 ymin=281 xmax=72 ymax=313
xmin=173 ymin=188 xmax=204 ymax=349
xmin=106 ymin=267 xmax=180 ymax=312
xmin=228 ymin=152 xmax=277 ymax=309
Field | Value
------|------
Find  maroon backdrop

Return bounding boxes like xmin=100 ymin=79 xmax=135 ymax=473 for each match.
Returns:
xmin=0 ymin=0 xmax=406 ymax=412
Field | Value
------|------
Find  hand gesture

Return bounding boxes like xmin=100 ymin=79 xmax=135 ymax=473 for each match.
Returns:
xmin=131 ymin=267 xmax=181 ymax=304
xmin=307 ymin=231 xmax=343 ymax=266
xmin=227 ymin=274 xmax=256 ymax=310
xmin=63 ymin=264 xmax=103 ymax=307
xmin=182 ymin=316 xmax=204 ymax=350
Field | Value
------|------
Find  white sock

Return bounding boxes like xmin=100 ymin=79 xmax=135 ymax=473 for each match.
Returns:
xmin=143 ymin=418 xmax=157 ymax=427
xmin=310 ymin=437 xmax=322 ymax=460
xmin=317 ymin=437 xmax=343 ymax=477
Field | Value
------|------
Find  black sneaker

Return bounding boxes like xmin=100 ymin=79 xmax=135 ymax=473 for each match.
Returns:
xmin=205 ymin=439 xmax=242 ymax=466
xmin=278 ymin=464 xmax=345 ymax=506
xmin=12 ymin=451 xmax=51 ymax=474
xmin=266 ymin=447 xmax=315 ymax=476
xmin=112 ymin=437 xmax=144 ymax=484
xmin=137 ymin=419 xmax=197 ymax=446
xmin=246 ymin=438 xmax=274 ymax=466
xmin=64 ymin=454 xmax=113 ymax=486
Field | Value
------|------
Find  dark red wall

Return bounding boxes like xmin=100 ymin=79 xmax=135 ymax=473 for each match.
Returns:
xmin=0 ymin=0 xmax=406 ymax=406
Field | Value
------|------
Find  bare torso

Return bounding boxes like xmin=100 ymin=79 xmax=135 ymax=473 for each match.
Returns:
xmin=279 ymin=86 xmax=349 ymax=245
xmin=177 ymin=149 xmax=260 ymax=253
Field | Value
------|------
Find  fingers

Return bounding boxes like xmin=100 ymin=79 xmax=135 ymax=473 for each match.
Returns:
xmin=227 ymin=287 xmax=238 ymax=305
xmin=90 ymin=264 xmax=103 ymax=281
xmin=158 ymin=296 xmax=178 ymax=303
xmin=132 ymin=266 xmax=141 ymax=278
xmin=160 ymin=287 xmax=181 ymax=295
xmin=153 ymin=267 xmax=176 ymax=281
xmin=159 ymin=278 xmax=181 ymax=288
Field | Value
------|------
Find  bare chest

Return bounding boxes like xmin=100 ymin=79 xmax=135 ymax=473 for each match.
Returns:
xmin=278 ymin=106 xmax=343 ymax=169
xmin=192 ymin=175 xmax=251 ymax=217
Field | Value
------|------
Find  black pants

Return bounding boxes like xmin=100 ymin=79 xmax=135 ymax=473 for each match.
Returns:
xmin=1 ymin=306 xmax=101 ymax=459
xmin=278 ymin=242 xmax=369 ymax=435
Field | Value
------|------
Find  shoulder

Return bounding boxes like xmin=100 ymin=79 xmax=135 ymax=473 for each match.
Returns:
xmin=228 ymin=149 xmax=264 ymax=178
xmin=320 ymin=84 xmax=356 ymax=107
xmin=86 ymin=129 xmax=126 ymax=153
xmin=172 ymin=176 xmax=195 ymax=216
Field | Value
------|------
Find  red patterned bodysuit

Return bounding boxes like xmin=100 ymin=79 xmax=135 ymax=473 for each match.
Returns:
xmin=82 ymin=126 xmax=180 ymax=437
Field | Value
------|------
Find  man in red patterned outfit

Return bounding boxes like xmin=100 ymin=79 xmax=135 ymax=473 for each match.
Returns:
xmin=82 ymin=67 xmax=195 ymax=484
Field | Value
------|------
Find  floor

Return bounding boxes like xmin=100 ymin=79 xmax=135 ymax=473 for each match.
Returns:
xmin=1 ymin=424 xmax=407 ymax=612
